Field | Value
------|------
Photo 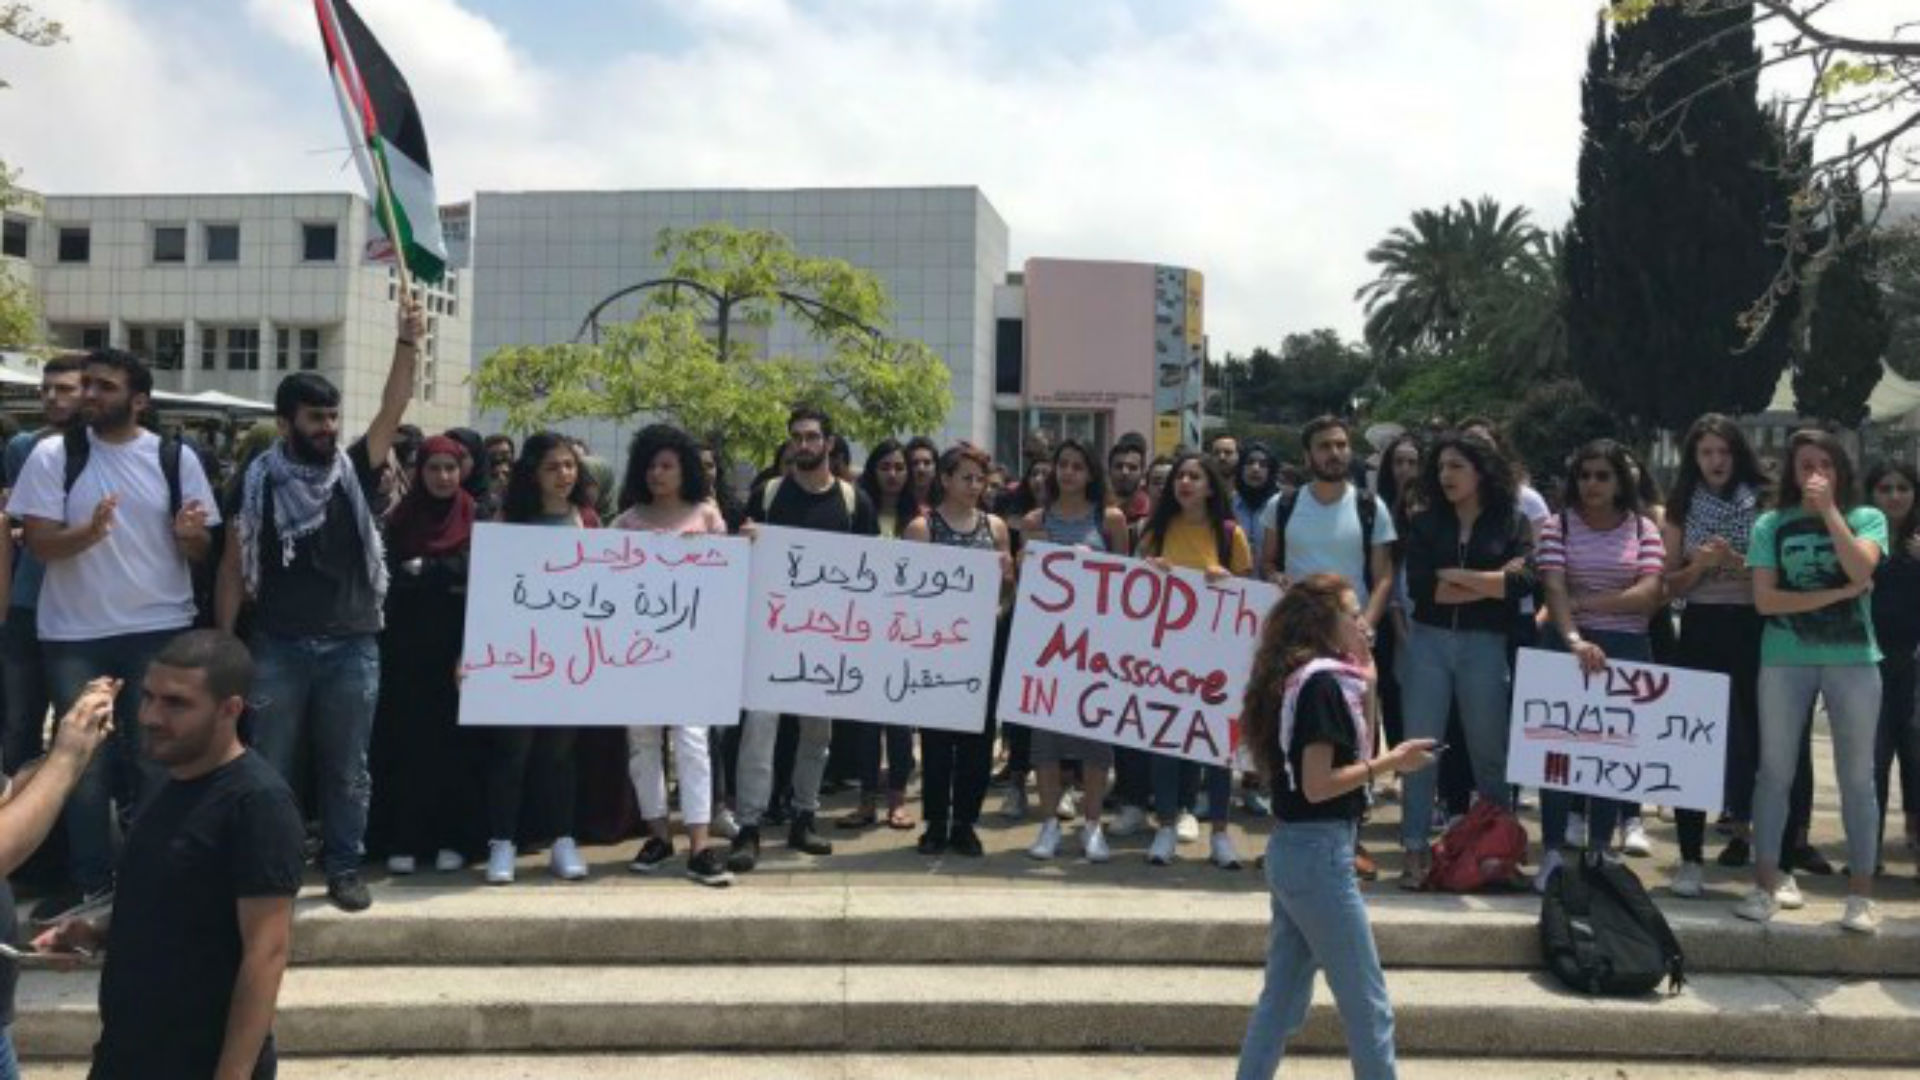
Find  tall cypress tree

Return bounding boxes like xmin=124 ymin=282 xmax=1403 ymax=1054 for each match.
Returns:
xmin=1796 ymin=175 xmax=1891 ymax=427
xmin=1564 ymin=4 xmax=1799 ymax=434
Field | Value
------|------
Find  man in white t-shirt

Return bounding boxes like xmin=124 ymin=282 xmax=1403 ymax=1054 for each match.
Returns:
xmin=10 ymin=349 xmax=218 ymax=919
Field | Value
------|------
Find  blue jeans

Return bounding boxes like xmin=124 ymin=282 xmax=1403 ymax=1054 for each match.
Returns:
xmin=1 ymin=608 xmax=49 ymax=772
xmin=1755 ymin=664 xmax=1882 ymax=877
xmin=1398 ymin=622 xmax=1512 ymax=851
xmin=0 ymin=1025 xmax=18 ymax=1080
xmin=1237 ymin=820 xmax=1397 ymax=1080
xmin=45 ymin=629 xmax=179 ymax=893
xmin=250 ymin=633 xmax=379 ymax=877
xmin=1540 ymin=629 xmax=1650 ymax=852
xmin=1153 ymin=755 xmax=1231 ymax=826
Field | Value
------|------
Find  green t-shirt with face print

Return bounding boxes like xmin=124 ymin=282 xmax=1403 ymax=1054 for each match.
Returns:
xmin=1748 ymin=506 xmax=1889 ymax=666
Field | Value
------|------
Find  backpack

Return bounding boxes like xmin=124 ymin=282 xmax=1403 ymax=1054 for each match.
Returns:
xmin=63 ymin=426 xmax=185 ymax=518
xmin=1538 ymin=853 xmax=1686 ymax=997
xmin=1270 ymin=486 xmax=1378 ymax=589
xmin=1423 ymin=801 xmax=1529 ymax=893
xmin=759 ymin=475 xmax=857 ymax=523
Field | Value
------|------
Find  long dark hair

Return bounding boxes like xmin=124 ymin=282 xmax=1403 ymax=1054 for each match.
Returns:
xmin=1560 ymin=439 xmax=1644 ymax=518
xmin=859 ymin=439 xmax=920 ymax=527
xmin=1419 ymin=432 xmax=1516 ymax=519
xmin=1380 ymin=432 xmax=1425 ymax=521
xmin=1141 ymin=451 xmax=1235 ymax=567
xmin=1242 ymin=574 xmax=1356 ymax=782
xmin=619 ymin=423 xmax=709 ymax=511
xmin=501 ymin=431 xmax=590 ymax=524
xmin=1041 ymin=438 xmax=1109 ymax=509
xmin=904 ymin=435 xmax=939 ymax=505
xmin=1778 ymin=428 xmax=1861 ymax=512
xmin=1668 ymin=413 xmax=1769 ymax=525
xmin=1866 ymin=460 xmax=1920 ymax=547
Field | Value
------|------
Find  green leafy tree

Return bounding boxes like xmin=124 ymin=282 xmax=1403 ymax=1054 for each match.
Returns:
xmin=1883 ymin=220 xmax=1920 ymax=379
xmin=1795 ymin=175 xmax=1891 ymax=426
xmin=1 ymin=3 xmax=63 ymax=346
xmin=1461 ymin=230 xmax=1569 ymax=381
xmin=1356 ymin=198 xmax=1540 ymax=357
xmin=1211 ymin=330 xmax=1376 ymax=428
xmin=1506 ymin=379 xmax=1618 ymax=484
xmin=1370 ymin=351 xmax=1511 ymax=428
xmin=473 ymin=224 xmax=952 ymax=464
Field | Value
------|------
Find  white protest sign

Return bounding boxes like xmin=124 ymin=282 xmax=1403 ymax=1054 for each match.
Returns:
xmin=997 ymin=543 xmax=1280 ymax=767
xmin=741 ymin=525 xmax=1003 ymax=732
xmin=1505 ymin=647 xmax=1729 ymax=813
xmin=458 ymin=522 xmax=751 ymax=727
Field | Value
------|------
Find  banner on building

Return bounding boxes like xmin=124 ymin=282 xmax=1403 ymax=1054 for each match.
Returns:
xmin=997 ymin=543 xmax=1279 ymax=767
xmin=458 ymin=523 xmax=751 ymax=727
xmin=741 ymin=526 xmax=1003 ymax=732
xmin=1505 ymin=648 xmax=1729 ymax=813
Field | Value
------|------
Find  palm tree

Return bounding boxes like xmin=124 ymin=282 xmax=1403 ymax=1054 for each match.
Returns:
xmin=1465 ymin=229 xmax=1569 ymax=381
xmin=1356 ymin=197 xmax=1540 ymax=357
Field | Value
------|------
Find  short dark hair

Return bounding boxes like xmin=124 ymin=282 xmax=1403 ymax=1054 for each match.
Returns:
xmin=788 ymin=406 xmax=832 ymax=439
xmin=274 ymin=372 xmax=341 ymax=420
xmin=152 ymin=630 xmax=255 ymax=703
xmin=42 ymin=353 xmax=85 ymax=379
xmin=1300 ymin=415 xmax=1349 ymax=451
xmin=1208 ymin=433 xmax=1239 ymax=452
xmin=1420 ymin=431 xmax=1517 ymax=518
xmin=84 ymin=349 xmax=153 ymax=398
xmin=1779 ymin=428 xmax=1861 ymax=512
xmin=483 ymin=434 xmax=514 ymax=453
xmin=620 ymin=423 xmax=710 ymax=510
xmin=930 ymin=442 xmax=994 ymax=506
xmin=1109 ymin=432 xmax=1148 ymax=464
xmin=1561 ymin=439 xmax=1644 ymax=516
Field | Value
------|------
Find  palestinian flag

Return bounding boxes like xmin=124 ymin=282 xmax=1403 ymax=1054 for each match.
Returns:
xmin=313 ymin=0 xmax=447 ymax=284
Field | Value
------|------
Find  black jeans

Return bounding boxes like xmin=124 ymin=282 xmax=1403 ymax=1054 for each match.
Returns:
xmin=1875 ymin=646 xmax=1920 ymax=855
xmin=1 ymin=606 xmax=47 ymax=772
xmin=1114 ymin=746 xmax=1152 ymax=807
xmin=923 ymin=617 xmax=1009 ymax=831
xmin=487 ymin=727 xmax=578 ymax=842
xmin=852 ymin=721 xmax=916 ymax=798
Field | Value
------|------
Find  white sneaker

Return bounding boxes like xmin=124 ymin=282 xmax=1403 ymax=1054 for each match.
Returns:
xmin=1670 ymin=862 xmax=1705 ymax=899
xmin=1565 ymin=811 xmax=1588 ymax=849
xmin=1621 ymin=818 xmax=1653 ymax=857
xmin=386 ymin=854 xmax=416 ymax=876
xmin=486 ymin=840 xmax=517 ymax=885
xmin=1175 ymin=811 xmax=1201 ymax=844
xmin=1056 ymin=790 xmax=1080 ymax=821
xmin=999 ymin=785 xmax=1029 ymax=820
xmin=1532 ymin=849 xmax=1565 ymax=895
xmin=1734 ymin=886 xmax=1779 ymax=924
xmin=1027 ymin=819 xmax=1062 ymax=861
xmin=550 ymin=836 xmax=589 ymax=881
xmin=434 ymin=849 xmax=465 ymax=873
xmin=1840 ymin=896 xmax=1881 ymax=935
xmin=1210 ymin=833 xmax=1243 ymax=870
xmin=1082 ymin=823 xmax=1110 ymax=864
xmin=711 ymin=808 xmax=740 ymax=840
xmin=1109 ymin=805 xmax=1148 ymax=838
xmin=1148 ymin=826 xmax=1178 ymax=866
xmin=1775 ymin=875 xmax=1806 ymax=910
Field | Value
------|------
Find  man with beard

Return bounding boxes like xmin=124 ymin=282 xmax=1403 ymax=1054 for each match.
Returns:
xmin=1 ymin=352 xmax=84 ymax=773
xmin=728 ymin=406 xmax=880 ymax=873
xmin=1107 ymin=432 xmax=1151 ymax=526
xmin=10 ymin=350 xmax=221 ymax=921
xmin=1233 ymin=441 xmax=1281 ymax=563
xmin=214 ymin=297 xmax=424 ymax=912
xmin=37 ymin=631 xmax=303 ymax=1080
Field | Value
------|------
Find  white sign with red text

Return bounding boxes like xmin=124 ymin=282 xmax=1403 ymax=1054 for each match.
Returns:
xmin=458 ymin=523 xmax=752 ymax=727
xmin=997 ymin=543 xmax=1281 ymax=767
xmin=740 ymin=525 xmax=1003 ymax=732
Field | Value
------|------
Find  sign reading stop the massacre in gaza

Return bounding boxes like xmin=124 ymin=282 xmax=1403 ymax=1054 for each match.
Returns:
xmin=997 ymin=543 xmax=1279 ymax=768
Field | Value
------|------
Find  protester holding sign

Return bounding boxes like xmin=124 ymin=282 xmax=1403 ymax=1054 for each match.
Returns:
xmin=1017 ymin=439 xmax=1130 ymax=862
xmin=1535 ymin=439 xmax=1668 ymax=888
xmin=1397 ymin=432 xmax=1535 ymax=888
xmin=907 ymin=444 xmax=1012 ymax=858
xmin=610 ymin=424 xmax=734 ymax=888
xmin=1738 ymin=431 xmax=1888 ymax=933
xmin=1663 ymin=415 xmax=1772 ymax=896
xmin=1137 ymin=451 xmax=1253 ymax=869
xmin=482 ymin=433 xmax=600 ymax=885
xmin=838 ymin=440 xmax=922 ymax=833
xmin=1236 ymin=575 xmax=1435 ymax=1080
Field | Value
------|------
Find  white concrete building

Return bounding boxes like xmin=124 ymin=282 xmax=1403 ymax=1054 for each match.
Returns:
xmin=470 ymin=187 xmax=1009 ymax=458
xmin=1 ymin=191 xmax=472 ymax=433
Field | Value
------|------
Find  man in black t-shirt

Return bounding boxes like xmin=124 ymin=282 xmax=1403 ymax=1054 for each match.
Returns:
xmin=215 ymin=298 xmax=423 ymax=913
xmin=727 ymin=407 xmax=880 ymax=873
xmin=37 ymin=630 xmax=304 ymax=1080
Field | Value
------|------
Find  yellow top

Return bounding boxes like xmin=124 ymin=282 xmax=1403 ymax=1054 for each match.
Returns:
xmin=1146 ymin=517 xmax=1253 ymax=575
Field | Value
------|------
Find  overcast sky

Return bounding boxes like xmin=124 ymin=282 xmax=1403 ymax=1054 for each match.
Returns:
xmin=1 ymin=1 xmax=1909 ymax=357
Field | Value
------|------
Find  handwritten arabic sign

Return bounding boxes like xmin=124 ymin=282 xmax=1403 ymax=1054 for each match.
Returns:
xmin=740 ymin=525 xmax=1001 ymax=732
xmin=997 ymin=543 xmax=1280 ymax=767
xmin=459 ymin=522 xmax=751 ymax=727
xmin=1504 ymin=647 xmax=1729 ymax=813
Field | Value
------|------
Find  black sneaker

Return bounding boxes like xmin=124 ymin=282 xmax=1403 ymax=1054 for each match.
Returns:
xmin=948 ymin=824 xmax=985 ymax=858
xmin=628 ymin=836 xmax=674 ymax=874
xmin=764 ymin=801 xmax=792 ymax=827
xmin=917 ymin=825 xmax=949 ymax=856
xmin=30 ymin=885 xmax=112 ymax=926
xmin=1790 ymin=844 xmax=1835 ymax=876
xmin=1716 ymin=837 xmax=1751 ymax=868
xmin=327 ymin=872 xmax=373 ymax=913
xmin=788 ymin=813 xmax=833 ymax=856
xmin=687 ymin=846 xmax=735 ymax=888
xmin=725 ymin=827 xmax=761 ymax=874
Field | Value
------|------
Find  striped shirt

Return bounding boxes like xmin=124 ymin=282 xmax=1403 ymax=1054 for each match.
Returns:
xmin=1537 ymin=511 xmax=1666 ymax=635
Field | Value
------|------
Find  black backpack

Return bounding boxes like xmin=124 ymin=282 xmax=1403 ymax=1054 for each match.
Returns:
xmin=1269 ymin=486 xmax=1378 ymax=589
xmin=1539 ymin=854 xmax=1685 ymax=997
xmin=62 ymin=426 xmax=185 ymax=518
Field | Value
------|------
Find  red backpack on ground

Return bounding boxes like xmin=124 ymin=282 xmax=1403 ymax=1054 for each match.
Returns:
xmin=1423 ymin=801 xmax=1529 ymax=892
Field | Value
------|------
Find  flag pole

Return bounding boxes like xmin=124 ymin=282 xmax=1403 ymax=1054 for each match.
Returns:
xmin=370 ymin=146 xmax=414 ymax=301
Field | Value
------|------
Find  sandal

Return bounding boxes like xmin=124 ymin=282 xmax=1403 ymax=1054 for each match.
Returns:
xmin=836 ymin=803 xmax=879 ymax=830
xmin=886 ymin=805 xmax=916 ymax=830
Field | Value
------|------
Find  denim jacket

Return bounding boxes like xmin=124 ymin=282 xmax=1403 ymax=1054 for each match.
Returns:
xmin=1404 ymin=503 xmax=1536 ymax=633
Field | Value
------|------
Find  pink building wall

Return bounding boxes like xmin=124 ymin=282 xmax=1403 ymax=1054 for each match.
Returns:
xmin=1021 ymin=258 xmax=1158 ymax=441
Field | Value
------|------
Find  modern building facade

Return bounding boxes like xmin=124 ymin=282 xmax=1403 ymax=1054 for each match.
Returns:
xmin=469 ymin=186 xmax=1009 ymax=459
xmin=1 ymin=191 xmax=472 ymax=433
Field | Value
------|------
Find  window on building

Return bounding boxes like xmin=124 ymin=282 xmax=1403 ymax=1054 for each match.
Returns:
xmin=152 ymin=326 xmax=185 ymax=371
xmin=201 ymin=332 xmax=217 ymax=370
xmin=224 ymin=327 xmax=260 ymax=371
xmin=57 ymin=227 xmax=90 ymax=264
xmin=994 ymin=410 xmax=1022 ymax=472
xmin=995 ymin=318 xmax=1023 ymax=396
xmin=302 ymin=223 xmax=338 ymax=262
xmin=2 ymin=217 xmax=26 ymax=259
xmin=80 ymin=327 xmax=107 ymax=351
xmin=152 ymin=226 xmax=187 ymax=264
xmin=204 ymin=224 xmax=240 ymax=263
xmin=127 ymin=326 xmax=145 ymax=357
xmin=299 ymin=328 xmax=321 ymax=371
xmin=275 ymin=328 xmax=290 ymax=370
